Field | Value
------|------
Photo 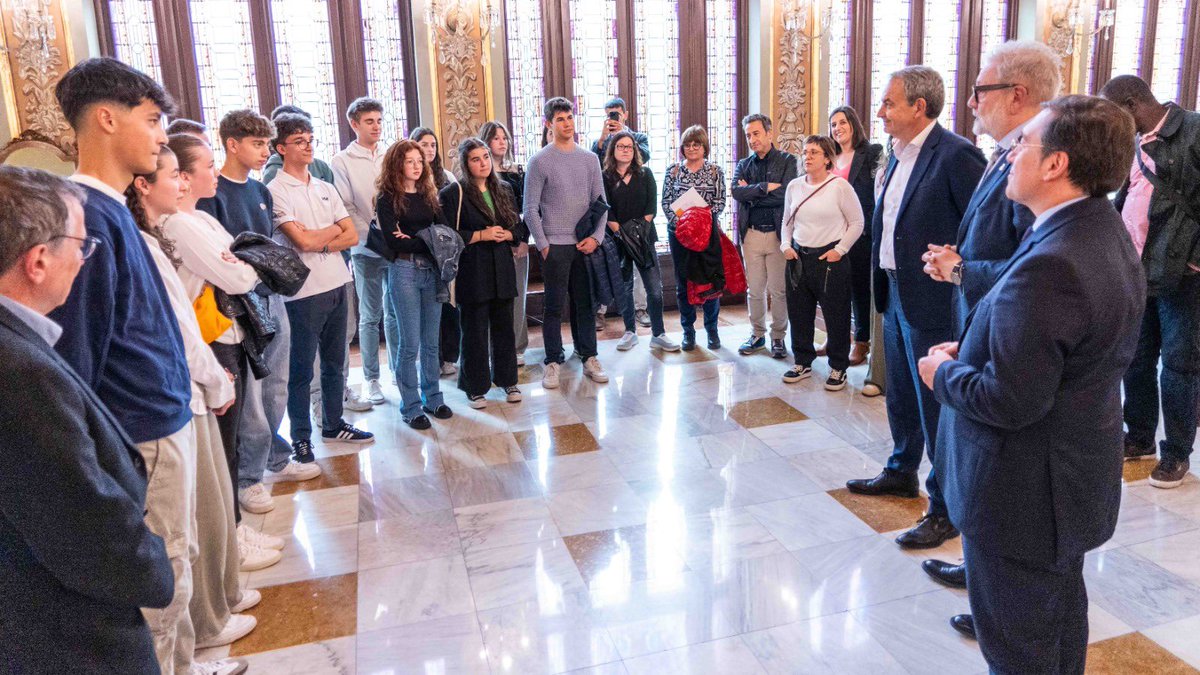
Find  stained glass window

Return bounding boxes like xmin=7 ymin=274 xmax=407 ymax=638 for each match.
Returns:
xmin=869 ymin=0 xmax=911 ymax=142
xmin=923 ymin=0 xmax=962 ymax=131
xmin=504 ymin=1 xmax=545 ymax=165
xmin=1150 ymin=0 xmax=1187 ymax=103
xmin=190 ymin=0 xmax=258 ymax=163
xmin=271 ymin=0 xmax=339 ymax=158
xmin=569 ymin=0 xmax=619 ymax=148
xmin=980 ymin=0 xmax=1009 ymax=56
xmin=108 ymin=0 xmax=162 ymax=82
xmin=825 ymin=0 xmax=852 ymax=119
xmin=361 ymin=0 xmax=410 ymax=143
xmin=634 ymin=0 xmax=680 ymax=237
xmin=1110 ymin=0 xmax=1147 ymax=78
xmin=707 ymin=0 xmax=738 ymax=237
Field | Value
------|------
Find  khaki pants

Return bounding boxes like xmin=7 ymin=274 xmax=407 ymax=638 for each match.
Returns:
xmin=137 ymin=420 xmax=197 ymax=675
xmin=189 ymin=412 xmax=241 ymax=644
xmin=742 ymin=228 xmax=789 ymax=340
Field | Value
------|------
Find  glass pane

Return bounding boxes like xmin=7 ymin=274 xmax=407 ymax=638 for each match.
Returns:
xmin=977 ymin=0 xmax=1010 ymax=156
xmin=870 ymin=0 xmax=911 ymax=142
xmin=361 ymin=0 xmax=410 ymax=143
xmin=923 ymin=0 xmax=962 ymax=131
xmin=825 ymin=0 xmax=852 ymax=119
xmin=1110 ymin=0 xmax=1147 ymax=78
xmin=569 ymin=0 xmax=620 ymax=148
xmin=109 ymin=0 xmax=162 ymax=82
xmin=190 ymin=0 xmax=258 ymax=163
xmin=707 ymin=0 xmax=738 ymax=238
xmin=1150 ymin=0 xmax=1187 ymax=103
xmin=504 ymin=0 xmax=546 ymax=165
xmin=634 ymin=0 xmax=680 ymax=239
xmin=271 ymin=0 xmax=340 ymax=159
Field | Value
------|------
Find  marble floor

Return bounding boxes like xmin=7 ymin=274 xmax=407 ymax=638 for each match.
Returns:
xmin=197 ymin=310 xmax=1200 ymax=674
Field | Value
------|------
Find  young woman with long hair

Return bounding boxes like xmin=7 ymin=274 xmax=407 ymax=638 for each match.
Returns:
xmin=478 ymin=120 xmax=531 ymax=366
xmin=410 ymin=126 xmax=461 ymax=376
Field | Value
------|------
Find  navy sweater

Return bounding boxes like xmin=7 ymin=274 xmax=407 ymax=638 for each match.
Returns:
xmin=198 ymin=175 xmax=275 ymax=239
xmin=48 ymin=185 xmax=192 ymax=443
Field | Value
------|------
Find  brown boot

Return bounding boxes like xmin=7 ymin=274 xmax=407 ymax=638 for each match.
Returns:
xmin=849 ymin=341 xmax=869 ymax=366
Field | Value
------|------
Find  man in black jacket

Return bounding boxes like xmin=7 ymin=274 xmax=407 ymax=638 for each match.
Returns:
xmin=732 ymin=114 xmax=798 ymax=359
xmin=0 ymin=166 xmax=174 ymax=674
xmin=1102 ymin=75 xmax=1200 ymax=490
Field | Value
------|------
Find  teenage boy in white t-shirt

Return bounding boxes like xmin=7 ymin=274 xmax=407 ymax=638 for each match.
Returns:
xmin=267 ymin=113 xmax=374 ymax=457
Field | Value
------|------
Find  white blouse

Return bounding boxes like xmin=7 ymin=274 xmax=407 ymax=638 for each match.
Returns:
xmin=778 ymin=175 xmax=865 ymax=255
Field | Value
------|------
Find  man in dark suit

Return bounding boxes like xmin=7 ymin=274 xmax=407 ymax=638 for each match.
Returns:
xmin=919 ymin=96 xmax=1143 ymax=674
xmin=846 ymin=66 xmax=986 ymax=549
xmin=917 ymin=40 xmax=1059 ymax=636
xmin=0 ymin=166 xmax=174 ymax=674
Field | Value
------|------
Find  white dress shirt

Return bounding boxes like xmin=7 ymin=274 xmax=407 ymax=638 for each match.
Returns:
xmin=1031 ymin=196 xmax=1088 ymax=233
xmin=879 ymin=119 xmax=938 ymax=270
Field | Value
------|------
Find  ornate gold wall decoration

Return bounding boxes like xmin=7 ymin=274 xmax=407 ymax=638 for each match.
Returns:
xmin=427 ymin=1 xmax=491 ymax=173
xmin=774 ymin=1 xmax=816 ymax=156
xmin=1 ymin=0 xmax=75 ymax=156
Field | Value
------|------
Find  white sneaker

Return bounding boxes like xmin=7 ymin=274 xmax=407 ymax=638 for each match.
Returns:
xmin=239 ymin=540 xmax=282 ymax=571
xmin=343 ymin=387 xmax=373 ymax=412
xmin=468 ymin=394 xmax=488 ymax=409
xmin=516 ymin=353 xmax=525 ymax=366
xmin=583 ymin=357 xmax=609 ymax=383
xmin=191 ymin=658 xmax=249 ymax=675
xmin=542 ymin=362 xmax=561 ymax=389
xmin=650 ymin=334 xmax=681 ymax=351
xmin=237 ymin=483 xmax=275 ymax=514
xmin=238 ymin=523 xmax=285 ymax=550
xmin=440 ymin=361 xmax=458 ymax=376
xmin=268 ymin=460 xmax=322 ymax=482
xmin=230 ymin=588 xmax=261 ymax=613
xmin=505 ymin=385 xmax=522 ymax=403
xmin=365 ymin=379 xmax=386 ymax=404
xmin=617 ymin=331 xmax=638 ymax=351
xmin=194 ymin=614 xmax=257 ymax=649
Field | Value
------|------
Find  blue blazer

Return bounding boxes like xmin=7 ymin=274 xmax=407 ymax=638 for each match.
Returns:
xmin=952 ymin=155 xmax=1035 ymax=336
xmin=0 ymin=304 xmax=173 ymax=674
xmin=933 ymin=197 xmax=1146 ymax=567
xmin=872 ymin=123 xmax=986 ymax=330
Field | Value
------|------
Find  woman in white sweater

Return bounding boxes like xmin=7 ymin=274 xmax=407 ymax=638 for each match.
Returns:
xmin=779 ymin=134 xmax=864 ymax=391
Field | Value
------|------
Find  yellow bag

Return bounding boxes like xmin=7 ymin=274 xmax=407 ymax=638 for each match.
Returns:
xmin=193 ymin=284 xmax=233 ymax=343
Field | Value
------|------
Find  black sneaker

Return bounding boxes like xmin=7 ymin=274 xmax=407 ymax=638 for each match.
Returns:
xmin=291 ymin=439 xmax=316 ymax=464
xmin=825 ymin=369 xmax=848 ymax=391
xmin=1123 ymin=436 xmax=1156 ymax=461
xmin=738 ymin=335 xmax=765 ymax=355
xmin=681 ymin=334 xmax=697 ymax=351
xmin=423 ymin=404 xmax=454 ymax=420
xmin=405 ymin=414 xmax=432 ymax=430
xmin=782 ymin=366 xmax=812 ymax=383
xmin=1150 ymin=457 xmax=1190 ymax=489
xmin=707 ymin=332 xmax=721 ymax=350
xmin=321 ymin=422 xmax=374 ymax=444
xmin=770 ymin=339 xmax=788 ymax=359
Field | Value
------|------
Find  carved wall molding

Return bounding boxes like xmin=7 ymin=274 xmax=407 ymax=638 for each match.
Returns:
xmin=1 ymin=0 xmax=75 ymax=158
xmin=775 ymin=2 xmax=814 ymax=155
xmin=428 ymin=1 xmax=490 ymax=172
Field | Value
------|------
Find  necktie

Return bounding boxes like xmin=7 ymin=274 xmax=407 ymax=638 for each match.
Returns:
xmin=984 ymin=146 xmax=1006 ymax=177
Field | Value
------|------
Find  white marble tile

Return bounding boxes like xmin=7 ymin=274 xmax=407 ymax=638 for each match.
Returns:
xmin=464 ymin=537 xmax=589 ymax=611
xmin=260 ymin=485 xmax=361 ymax=537
xmin=356 ymin=613 xmax=491 ymax=675
xmin=479 ymin=595 xmax=622 ymax=674
xmin=629 ymin=466 xmax=739 ymax=515
xmin=566 ymin=662 xmax=630 ymax=675
xmin=597 ymin=570 xmax=741 ymax=659
xmin=529 ymin=452 xmax=627 ymax=494
xmin=1084 ymin=547 xmax=1200 ymax=630
xmin=692 ymin=429 xmax=780 ymax=469
xmin=455 ymin=496 xmax=561 ymax=554
xmin=787 ymin=447 xmax=885 ymax=491
xmin=675 ymin=507 xmax=788 ymax=570
xmin=743 ymin=612 xmax=909 ymax=675
xmin=1108 ymin=493 xmax=1200 ymax=547
xmin=611 ymin=445 xmax=714 ymax=483
xmin=439 ymin=432 xmax=526 ymax=471
xmin=1143 ymin=614 xmax=1200 ymax=668
xmin=623 ymin=636 xmax=766 ymax=675
xmin=1128 ymin=528 xmax=1200 ymax=586
xmin=712 ymin=457 xmax=824 ymax=507
xmin=789 ymin=535 xmax=941 ymax=615
xmin=503 ymin=396 xmax=585 ymax=431
xmin=547 ymin=483 xmax=651 ymax=536
xmin=356 ymin=555 xmax=476 ymax=632
xmin=240 ymin=636 xmax=355 ymax=674
xmin=357 ymin=509 xmax=461 ymax=570
xmin=849 ymin=589 xmax=985 ymax=675
xmin=435 ymin=404 xmax=513 ymax=440
xmin=814 ymin=411 xmax=893 ymax=447
xmin=746 ymin=493 xmax=876 ymax=550
xmin=749 ymin=420 xmax=855 ymax=456
xmin=1127 ymin=479 xmax=1200 ymax=522
xmin=709 ymin=551 xmax=840 ymax=633
xmin=356 ymin=441 xmax=442 ymax=483
xmin=1087 ymin=602 xmax=1135 ymax=644
xmin=246 ymin=523 xmax=358 ymax=589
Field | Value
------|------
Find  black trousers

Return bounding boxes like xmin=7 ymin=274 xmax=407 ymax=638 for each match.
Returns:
xmin=541 ymin=244 xmax=597 ymax=364
xmin=458 ymin=298 xmax=518 ymax=396
xmin=963 ymin=537 xmax=1088 ymax=675
xmin=785 ymin=244 xmax=853 ymax=371
xmin=209 ymin=341 xmax=249 ymax=524
xmin=848 ymin=233 xmax=873 ymax=342
xmin=440 ymin=302 xmax=461 ymax=364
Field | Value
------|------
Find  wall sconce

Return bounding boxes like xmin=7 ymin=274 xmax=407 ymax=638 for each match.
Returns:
xmin=0 ymin=0 xmax=57 ymax=60
xmin=781 ymin=0 xmax=836 ymax=40
xmin=425 ymin=0 xmax=502 ymax=45
xmin=1052 ymin=0 xmax=1116 ymax=56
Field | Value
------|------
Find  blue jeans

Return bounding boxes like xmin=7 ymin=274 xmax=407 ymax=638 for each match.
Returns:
xmin=882 ymin=276 xmax=951 ymax=516
xmin=621 ymin=257 xmax=666 ymax=335
xmin=667 ymin=230 xmax=719 ymax=337
xmin=388 ymin=259 xmax=444 ymax=419
xmin=1123 ymin=274 xmax=1200 ymax=461
xmin=353 ymin=253 xmax=399 ymax=382
xmin=237 ymin=293 xmax=294 ymax=487
xmin=285 ymin=286 xmax=349 ymax=442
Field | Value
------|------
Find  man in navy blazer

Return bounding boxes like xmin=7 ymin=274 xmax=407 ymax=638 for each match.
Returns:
xmin=846 ymin=66 xmax=986 ymax=550
xmin=919 ymin=96 xmax=1144 ymax=674
xmin=0 ymin=167 xmax=174 ymax=674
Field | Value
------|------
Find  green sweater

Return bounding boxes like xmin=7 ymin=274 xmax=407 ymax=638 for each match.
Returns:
xmin=262 ymin=153 xmax=335 ymax=186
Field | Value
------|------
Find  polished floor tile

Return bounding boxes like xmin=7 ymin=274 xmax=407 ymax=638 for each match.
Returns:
xmin=1085 ymin=631 xmax=1200 ymax=674
xmin=355 ymin=613 xmax=490 ymax=675
xmin=849 ymin=589 xmax=985 ymax=675
xmin=547 ymin=482 xmax=651 ymax=536
xmin=564 ymin=524 xmax=689 ymax=584
xmin=445 ymin=461 xmax=545 ymax=508
xmin=1124 ymin=460 xmax=1157 ymax=484
xmin=356 ymin=555 xmax=476 ymax=632
xmin=742 ymin=612 xmax=908 ymax=674
xmin=714 ymin=457 xmax=824 ymax=507
xmin=261 ymin=485 xmax=362 ymax=537
xmin=623 ymin=636 xmax=766 ymax=675
xmin=675 ymin=507 xmax=788 ymax=570
xmin=455 ymin=496 xmax=561 ymax=554
xmin=479 ymin=595 xmax=622 ymax=674
xmin=789 ymin=535 xmax=941 ymax=615
xmin=749 ymin=420 xmax=855 ymax=456
xmin=529 ymin=452 xmax=627 ymax=494
xmin=598 ymin=570 xmax=741 ymax=659
xmin=357 ymin=473 xmax=452 ymax=521
xmin=1109 ymin=493 xmax=1200 ymax=548
xmin=516 ymin=422 xmax=602 ymax=460
xmin=1084 ymin=548 xmax=1200 ymax=630
xmin=826 ymin=487 xmax=929 ymax=534
xmin=240 ymin=636 xmax=356 ymax=675
xmin=464 ymin=537 xmax=588 ymax=611
xmin=787 ymin=447 xmax=885 ymax=491
xmin=230 ymin=573 xmax=358 ymax=657
xmin=746 ymin=493 xmax=877 ymax=550
xmin=725 ymin=397 xmax=808 ymax=429
xmin=357 ymin=509 xmax=461 ymax=570
xmin=691 ymin=429 xmax=780 ymax=469
xmin=356 ymin=441 xmax=442 ymax=482
xmin=270 ymin=454 xmax=361 ymax=496
xmin=247 ymin=524 xmax=359 ymax=589
xmin=438 ymin=432 xmax=526 ymax=471
xmin=1143 ymin=615 xmax=1200 ymax=669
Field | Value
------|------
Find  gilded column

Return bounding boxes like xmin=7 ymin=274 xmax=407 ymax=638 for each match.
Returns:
xmin=772 ymin=0 xmax=819 ymax=155
xmin=426 ymin=1 xmax=493 ymax=172
xmin=0 ymin=0 xmax=75 ymax=155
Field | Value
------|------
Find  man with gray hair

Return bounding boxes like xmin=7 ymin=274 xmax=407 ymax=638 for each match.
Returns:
xmin=0 ymin=166 xmax=174 ymax=673
xmin=846 ymin=66 xmax=986 ymax=551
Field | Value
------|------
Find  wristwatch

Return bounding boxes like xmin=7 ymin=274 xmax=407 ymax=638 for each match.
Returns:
xmin=950 ymin=261 xmax=964 ymax=286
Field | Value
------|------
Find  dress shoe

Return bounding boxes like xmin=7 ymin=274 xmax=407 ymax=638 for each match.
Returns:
xmin=849 ymin=341 xmax=869 ymax=366
xmin=950 ymin=614 xmax=976 ymax=640
xmin=681 ymin=334 xmax=697 ymax=351
xmin=922 ymin=559 xmax=966 ymax=588
xmin=846 ymin=468 xmax=919 ymax=498
xmin=895 ymin=514 xmax=960 ymax=549
xmin=707 ymin=333 xmax=722 ymax=350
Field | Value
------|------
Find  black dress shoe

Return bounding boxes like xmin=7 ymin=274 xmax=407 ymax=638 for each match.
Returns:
xmin=707 ymin=333 xmax=721 ymax=350
xmin=405 ymin=414 xmax=432 ymax=430
xmin=895 ymin=514 xmax=960 ymax=549
xmin=681 ymin=334 xmax=696 ymax=351
xmin=922 ymin=559 xmax=966 ymax=588
xmin=423 ymin=404 xmax=453 ymax=419
xmin=845 ymin=468 xmax=919 ymax=498
xmin=950 ymin=614 xmax=976 ymax=640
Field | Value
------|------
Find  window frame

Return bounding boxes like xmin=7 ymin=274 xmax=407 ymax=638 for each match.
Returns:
xmin=1087 ymin=0 xmax=1200 ymax=108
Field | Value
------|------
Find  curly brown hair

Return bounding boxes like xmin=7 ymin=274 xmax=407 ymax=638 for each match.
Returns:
xmin=376 ymin=139 xmax=441 ymax=217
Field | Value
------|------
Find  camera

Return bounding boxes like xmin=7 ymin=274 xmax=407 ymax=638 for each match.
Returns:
xmin=607 ymin=110 xmax=621 ymax=121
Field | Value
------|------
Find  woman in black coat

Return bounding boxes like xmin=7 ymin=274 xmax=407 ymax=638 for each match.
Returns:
xmin=439 ymin=137 xmax=527 ymax=408
xmin=829 ymin=106 xmax=883 ymax=366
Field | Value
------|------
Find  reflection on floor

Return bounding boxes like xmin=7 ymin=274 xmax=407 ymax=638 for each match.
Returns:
xmin=197 ymin=310 xmax=1200 ymax=674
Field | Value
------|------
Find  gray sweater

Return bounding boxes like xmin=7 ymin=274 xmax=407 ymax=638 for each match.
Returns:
xmin=523 ymin=143 xmax=607 ymax=248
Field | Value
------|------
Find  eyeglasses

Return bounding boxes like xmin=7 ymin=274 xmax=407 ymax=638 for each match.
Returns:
xmin=285 ymin=138 xmax=315 ymax=149
xmin=614 ymin=143 xmax=636 ymax=151
xmin=972 ymin=83 xmax=1018 ymax=105
xmin=1011 ymin=136 xmax=1049 ymax=154
xmin=51 ymin=234 xmax=100 ymax=260
xmin=682 ymin=142 xmax=704 ymax=149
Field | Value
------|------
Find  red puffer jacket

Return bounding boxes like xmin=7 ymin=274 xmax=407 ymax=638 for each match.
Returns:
xmin=687 ymin=230 xmax=747 ymax=304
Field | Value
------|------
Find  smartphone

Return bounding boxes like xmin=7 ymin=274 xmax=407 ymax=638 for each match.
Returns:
xmin=607 ymin=110 xmax=621 ymax=121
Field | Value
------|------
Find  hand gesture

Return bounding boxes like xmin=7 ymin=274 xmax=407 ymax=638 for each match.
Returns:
xmin=819 ymin=249 xmax=842 ymax=262
xmin=577 ymin=237 xmax=599 ymax=254
xmin=783 ymin=247 xmax=799 ymax=260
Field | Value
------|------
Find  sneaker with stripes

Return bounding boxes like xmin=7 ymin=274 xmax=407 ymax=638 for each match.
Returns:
xmin=321 ymin=422 xmax=374 ymax=444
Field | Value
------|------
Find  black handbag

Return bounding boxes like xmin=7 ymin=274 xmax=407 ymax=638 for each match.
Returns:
xmin=366 ymin=218 xmax=397 ymax=262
